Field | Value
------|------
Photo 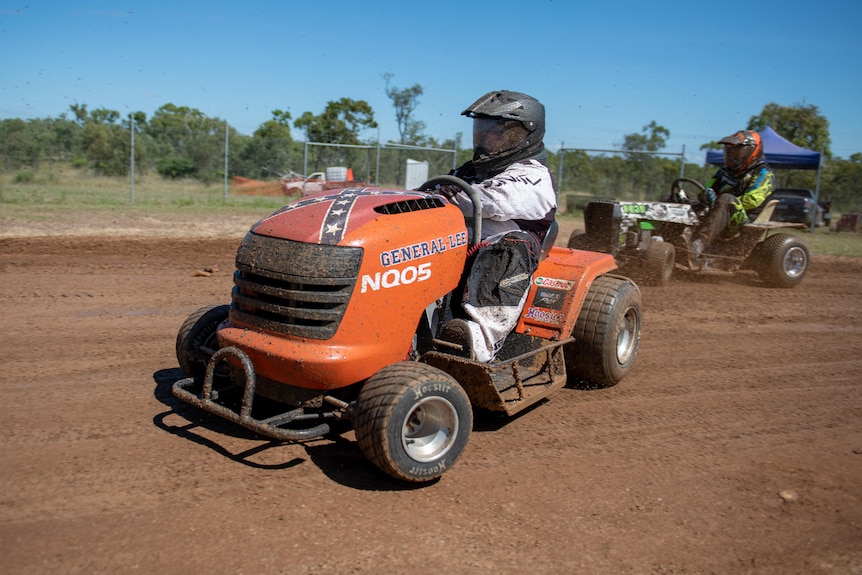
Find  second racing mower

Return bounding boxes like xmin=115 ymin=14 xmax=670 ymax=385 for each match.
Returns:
xmin=567 ymin=178 xmax=810 ymax=288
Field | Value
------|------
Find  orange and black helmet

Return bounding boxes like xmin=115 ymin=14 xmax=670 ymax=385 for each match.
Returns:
xmin=720 ymin=130 xmax=763 ymax=177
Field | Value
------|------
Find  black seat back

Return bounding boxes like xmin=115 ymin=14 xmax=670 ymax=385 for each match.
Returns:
xmin=540 ymin=220 xmax=559 ymax=260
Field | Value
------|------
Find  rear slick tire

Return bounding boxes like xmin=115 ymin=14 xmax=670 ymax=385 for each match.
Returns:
xmin=754 ymin=233 xmax=810 ymax=288
xmin=354 ymin=362 xmax=472 ymax=483
xmin=565 ymin=275 xmax=642 ymax=388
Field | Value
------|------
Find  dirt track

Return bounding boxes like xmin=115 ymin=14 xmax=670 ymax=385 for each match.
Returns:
xmin=1 ymin=221 xmax=861 ymax=574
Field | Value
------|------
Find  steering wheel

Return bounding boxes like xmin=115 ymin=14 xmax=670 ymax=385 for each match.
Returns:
xmin=668 ymin=178 xmax=706 ymax=204
xmin=417 ymin=175 xmax=482 ymax=248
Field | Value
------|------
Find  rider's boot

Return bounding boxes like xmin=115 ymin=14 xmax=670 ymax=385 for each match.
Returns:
xmin=689 ymin=238 xmax=705 ymax=268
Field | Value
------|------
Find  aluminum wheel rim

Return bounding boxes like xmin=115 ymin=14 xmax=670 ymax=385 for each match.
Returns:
xmin=401 ymin=396 xmax=459 ymax=463
xmin=783 ymin=246 xmax=808 ymax=277
xmin=616 ymin=306 xmax=639 ymax=365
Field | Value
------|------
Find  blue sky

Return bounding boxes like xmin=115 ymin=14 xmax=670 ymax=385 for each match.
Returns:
xmin=1 ymin=0 xmax=860 ymax=163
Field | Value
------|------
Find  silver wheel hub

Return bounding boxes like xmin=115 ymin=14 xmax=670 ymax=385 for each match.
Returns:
xmin=616 ymin=306 xmax=639 ymax=365
xmin=783 ymin=246 xmax=807 ymax=277
xmin=401 ymin=397 xmax=459 ymax=463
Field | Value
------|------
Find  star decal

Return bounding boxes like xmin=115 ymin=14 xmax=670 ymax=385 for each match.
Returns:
xmin=273 ymin=187 xmax=436 ymax=245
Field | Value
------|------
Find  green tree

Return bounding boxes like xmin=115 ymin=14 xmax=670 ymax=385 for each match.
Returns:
xmin=90 ymin=108 xmax=121 ymax=125
xmin=620 ymin=121 xmax=669 ymax=154
xmin=256 ymin=109 xmax=293 ymax=140
xmin=823 ymin=153 xmax=862 ymax=212
xmin=383 ymin=74 xmax=426 ymax=146
xmin=60 ymin=106 xmax=133 ymax=176
xmin=619 ymin=121 xmax=671 ymax=199
xmin=744 ymin=102 xmax=832 ymax=189
xmin=382 ymin=74 xmax=429 ymax=185
xmin=155 ymin=156 xmax=196 ymax=179
xmin=294 ymin=98 xmax=377 ymax=170
xmin=235 ymin=109 xmax=302 ymax=178
xmin=81 ymin=119 xmax=129 ymax=176
xmin=145 ymin=104 xmax=228 ymax=182
xmin=554 ymin=148 xmax=593 ymax=195
xmin=129 ymin=111 xmax=148 ymax=130
xmin=44 ymin=116 xmax=83 ymax=163
xmin=70 ymin=103 xmax=89 ymax=125
xmin=748 ymin=102 xmax=831 ymax=158
xmin=294 ymin=98 xmax=377 ymax=144
xmin=0 ymin=118 xmax=50 ymax=169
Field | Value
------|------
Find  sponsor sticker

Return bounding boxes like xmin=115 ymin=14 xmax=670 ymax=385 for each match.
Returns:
xmin=533 ymin=288 xmax=566 ymax=310
xmin=535 ymin=276 xmax=575 ymax=290
xmin=621 ymin=203 xmax=648 ymax=214
xmin=524 ymin=307 xmax=563 ymax=325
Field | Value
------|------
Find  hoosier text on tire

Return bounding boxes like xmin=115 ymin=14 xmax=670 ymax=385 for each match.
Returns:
xmin=353 ymin=362 xmax=473 ymax=482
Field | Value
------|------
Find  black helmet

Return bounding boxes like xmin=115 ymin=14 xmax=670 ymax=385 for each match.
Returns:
xmin=461 ymin=90 xmax=546 ymax=176
xmin=720 ymin=130 xmax=764 ymax=177
xmin=462 ymin=90 xmax=545 ymax=134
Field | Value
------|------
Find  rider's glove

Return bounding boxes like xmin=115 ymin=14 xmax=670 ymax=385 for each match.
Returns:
xmin=435 ymin=184 xmax=462 ymax=200
xmin=700 ymin=188 xmax=716 ymax=205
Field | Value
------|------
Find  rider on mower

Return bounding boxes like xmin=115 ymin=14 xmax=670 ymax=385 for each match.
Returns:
xmin=439 ymin=90 xmax=557 ymax=362
xmin=690 ymin=130 xmax=775 ymax=260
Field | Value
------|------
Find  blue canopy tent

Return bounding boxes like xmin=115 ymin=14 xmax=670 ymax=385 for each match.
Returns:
xmin=705 ymin=126 xmax=823 ymax=230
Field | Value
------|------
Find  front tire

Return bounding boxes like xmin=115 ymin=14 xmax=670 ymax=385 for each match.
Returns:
xmin=641 ymin=241 xmax=675 ymax=286
xmin=353 ymin=362 xmax=472 ymax=482
xmin=176 ymin=304 xmax=230 ymax=381
xmin=753 ymin=233 xmax=810 ymax=288
xmin=565 ymin=276 xmax=641 ymax=388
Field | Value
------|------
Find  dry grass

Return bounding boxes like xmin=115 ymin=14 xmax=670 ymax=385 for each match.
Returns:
xmin=2 ymin=166 xmax=860 ymax=256
xmin=0 ymin=166 xmax=290 ymax=237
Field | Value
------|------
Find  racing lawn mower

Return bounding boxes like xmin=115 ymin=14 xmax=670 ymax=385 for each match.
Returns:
xmin=567 ymin=178 xmax=810 ymax=288
xmin=174 ymin=176 xmax=642 ymax=483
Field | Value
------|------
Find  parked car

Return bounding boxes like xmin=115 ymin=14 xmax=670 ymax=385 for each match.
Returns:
xmin=768 ymin=188 xmax=830 ymax=227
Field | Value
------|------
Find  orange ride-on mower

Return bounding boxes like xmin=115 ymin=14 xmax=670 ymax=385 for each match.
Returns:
xmin=174 ymin=176 xmax=642 ymax=482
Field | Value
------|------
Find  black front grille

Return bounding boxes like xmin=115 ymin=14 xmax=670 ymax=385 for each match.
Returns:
xmin=374 ymin=196 xmax=445 ymax=215
xmin=231 ymin=233 xmax=363 ymax=340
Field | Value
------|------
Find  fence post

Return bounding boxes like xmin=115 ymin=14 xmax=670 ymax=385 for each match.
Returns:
xmin=223 ymin=122 xmax=229 ymax=202
xmin=557 ymin=141 xmax=565 ymax=197
xmin=129 ymin=114 xmax=135 ymax=204
xmin=375 ymin=141 xmax=381 ymax=186
xmin=679 ymin=145 xmax=685 ymax=179
xmin=810 ymin=151 xmax=824 ymax=233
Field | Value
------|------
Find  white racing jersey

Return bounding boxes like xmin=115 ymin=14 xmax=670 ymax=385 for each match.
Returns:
xmin=454 ymin=159 xmax=556 ymax=239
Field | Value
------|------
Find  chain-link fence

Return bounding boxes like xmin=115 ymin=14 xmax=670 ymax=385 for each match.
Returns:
xmin=550 ymin=146 xmax=710 ymax=213
xmin=298 ymin=141 xmax=459 ymax=188
xmin=1 ymin=116 xmax=718 ymax=209
xmin=158 ymin=136 xmax=463 ymax=201
xmin=3 ymin=114 xmax=856 ymax=212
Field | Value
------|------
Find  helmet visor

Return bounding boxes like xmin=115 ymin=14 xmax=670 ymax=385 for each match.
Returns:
xmin=473 ymin=117 xmax=528 ymax=156
xmin=723 ymin=144 xmax=752 ymax=172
